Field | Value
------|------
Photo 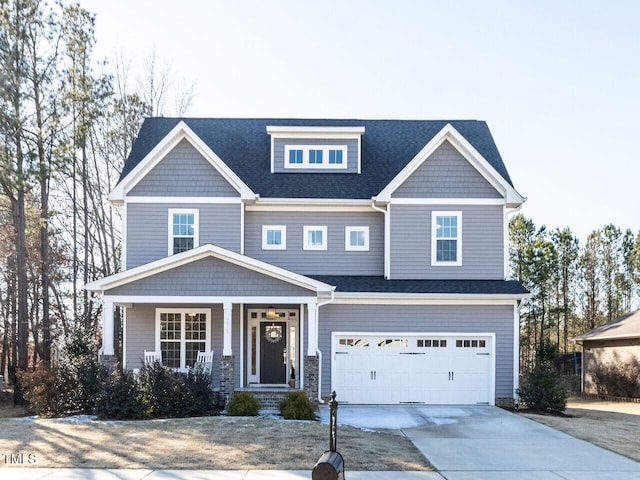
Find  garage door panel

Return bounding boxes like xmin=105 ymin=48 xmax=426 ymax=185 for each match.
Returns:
xmin=334 ymin=333 xmax=493 ymax=405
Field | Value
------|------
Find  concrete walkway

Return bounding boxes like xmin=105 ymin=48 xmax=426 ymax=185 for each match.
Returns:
xmin=5 ymin=468 xmax=442 ymax=479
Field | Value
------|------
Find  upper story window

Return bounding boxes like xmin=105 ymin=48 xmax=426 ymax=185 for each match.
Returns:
xmin=303 ymin=226 xmax=327 ymax=250
xmin=262 ymin=225 xmax=287 ymax=250
xmin=168 ymin=208 xmax=199 ymax=255
xmin=431 ymin=211 xmax=462 ymax=266
xmin=345 ymin=226 xmax=369 ymax=251
xmin=284 ymin=145 xmax=348 ymax=169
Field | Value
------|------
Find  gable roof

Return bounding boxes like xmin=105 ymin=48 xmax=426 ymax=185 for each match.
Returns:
xmin=118 ymin=118 xmax=521 ymax=201
xmin=573 ymin=310 xmax=640 ymax=342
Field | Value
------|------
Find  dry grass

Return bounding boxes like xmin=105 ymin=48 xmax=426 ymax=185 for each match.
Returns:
xmin=521 ymin=397 xmax=640 ymax=462
xmin=0 ymin=390 xmax=431 ymax=471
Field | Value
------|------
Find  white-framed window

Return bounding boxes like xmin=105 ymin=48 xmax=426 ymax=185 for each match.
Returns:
xmin=431 ymin=211 xmax=462 ymax=266
xmin=262 ymin=225 xmax=287 ymax=250
xmin=155 ymin=308 xmax=211 ymax=370
xmin=284 ymin=145 xmax=348 ymax=169
xmin=303 ymin=226 xmax=327 ymax=250
xmin=345 ymin=226 xmax=369 ymax=251
xmin=168 ymin=208 xmax=199 ymax=255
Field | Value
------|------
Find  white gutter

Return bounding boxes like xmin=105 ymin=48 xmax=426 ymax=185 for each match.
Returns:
xmin=315 ymin=289 xmax=335 ymax=402
xmin=371 ymin=199 xmax=390 ymax=279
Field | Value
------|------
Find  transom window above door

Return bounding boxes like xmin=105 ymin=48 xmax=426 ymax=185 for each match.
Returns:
xmin=168 ymin=209 xmax=199 ymax=255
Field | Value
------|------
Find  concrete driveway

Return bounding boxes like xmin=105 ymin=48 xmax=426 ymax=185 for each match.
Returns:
xmin=326 ymin=405 xmax=640 ymax=480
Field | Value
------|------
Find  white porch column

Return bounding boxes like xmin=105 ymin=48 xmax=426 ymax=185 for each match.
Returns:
xmin=102 ymin=299 xmax=115 ymax=356
xmin=307 ymin=301 xmax=318 ymax=356
xmin=223 ymin=302 xmax=233 ymax=356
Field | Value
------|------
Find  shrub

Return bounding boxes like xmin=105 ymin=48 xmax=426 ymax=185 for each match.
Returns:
xmin=181 ymin=370 xmax=216 ymax=416
xmin=94 ymin=368 xmax=145 ymax=420
xmin=137 ymin=363 xmax=187 ymax=418
xmin=518 ymin=341 xmax=567 ymax=414
xmin=226 ymin=392 xmax=261 ymax=416
xmin=279 ymin=391 xmax=317 ymax=420
xmin=18 ymin=365 xmax=64 ymax=416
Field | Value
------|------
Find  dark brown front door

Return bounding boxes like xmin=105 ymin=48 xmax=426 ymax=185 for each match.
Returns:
xmin=260 ymin=322 xmax=287 ymax=384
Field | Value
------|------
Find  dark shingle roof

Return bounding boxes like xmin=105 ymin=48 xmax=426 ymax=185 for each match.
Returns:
xmin=310 ymin=276 xmax=529 ymax=295
xmin=121 ymin=118 xmax=513 ymax=199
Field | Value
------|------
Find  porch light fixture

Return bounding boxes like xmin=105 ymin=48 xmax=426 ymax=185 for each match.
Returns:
xmin=266 ymin=306 xmax=278 ymax=320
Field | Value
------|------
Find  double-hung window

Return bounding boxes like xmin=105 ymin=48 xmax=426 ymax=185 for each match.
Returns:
xmin=156 ymin=308 xmax=211 ymax=370
xmin=168 ymin=209 xmax=199 ymax=255
xmin=345 ymin=226 xmax=369 ymax=251
xmin=431 ymin=211 xmax=462 ymax=266
xmin=262 ymin=225 xmax=287 ymax=250
xmin=303 ymin=226 xmax=327 ymax=250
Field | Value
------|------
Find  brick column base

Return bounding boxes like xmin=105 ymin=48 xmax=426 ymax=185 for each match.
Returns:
xmin=220 ymin=355 xmax=235 ymax=407
xmin=496 ymin=397 xmax=516 ymax=408
xmin=100 ymin=354 xmax=118 ymax=371
xmin=304 ymin=355 xmax=319 ymax=403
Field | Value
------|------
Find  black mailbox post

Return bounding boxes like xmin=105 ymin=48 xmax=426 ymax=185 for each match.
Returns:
xmin=312 ymin=391 xmax=344 ymax=479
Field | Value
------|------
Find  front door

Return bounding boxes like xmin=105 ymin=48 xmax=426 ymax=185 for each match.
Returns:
xmin=260 ymin=322 xmax=287 ymax=384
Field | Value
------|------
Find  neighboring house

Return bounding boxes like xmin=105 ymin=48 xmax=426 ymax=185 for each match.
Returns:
xmin=85 ymin=118 xmax=529 ymax=407
xmin=573 ymin=310 xmax=640 ymax=397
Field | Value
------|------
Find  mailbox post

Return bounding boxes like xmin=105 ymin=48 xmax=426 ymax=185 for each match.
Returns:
xmin=312 ymin=391 xmax=345 ymax=479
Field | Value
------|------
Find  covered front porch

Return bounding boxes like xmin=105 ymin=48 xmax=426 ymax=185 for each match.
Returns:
xmin=86 ymin=244 xmax=334 ymax=404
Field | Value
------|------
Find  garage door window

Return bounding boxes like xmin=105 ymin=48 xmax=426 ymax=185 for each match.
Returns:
xmin=377 ymin=338 xmax=409 ymax=347
xmin=417 ymin=339 xmax=447 ymax=347
xmin=456 ymin=339 xmax=486 ymax=348
xmin=339 ymin=338 xmax=370 ymax=347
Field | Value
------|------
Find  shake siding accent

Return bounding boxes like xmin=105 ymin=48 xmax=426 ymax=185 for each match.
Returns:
xmin=317 ymin=303 xmax=514 ymax=398
xmin=393 ymin=141 xmax=502 ymax=198
xmin=128 ymin=139 xmax=239 ymax=197
xmin=125 ymin=303 xmax=241 ymax=387
xmin=126 ymin=202 xmax=242 ymax=268
xmin=244 ymin=211 xmax=384 ymax=275
xmin=106 ymin=257 xmax=316 ymax=296
xmin=273 ymin=138 xmax=358 ymax=173
xmin=390 ymin=204 xmax=504 ymax=279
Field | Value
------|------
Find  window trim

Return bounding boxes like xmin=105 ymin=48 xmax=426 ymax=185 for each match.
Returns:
xmin=284 ymin=145 xmax=348 ymax=169
xmin=303 ymin=226 xmax=328 ymax=250
xmin=168 ymin=208 xmax=199 ymax=256
xmin=262 ymin=225 xmax=287 ymax=250
xmin=431 ymin=211 xmax=462 ymax=266
xmin=345 ymin=226 xmax=370 ymax=251
xmin=155 ymin=308 xmax=211 ymax=370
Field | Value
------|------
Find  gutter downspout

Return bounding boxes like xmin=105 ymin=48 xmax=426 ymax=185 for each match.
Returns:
xmin=315 ymin=289 xmax=335 ymax=403
xmin=371 ymin=199 xmax=389 ymax=279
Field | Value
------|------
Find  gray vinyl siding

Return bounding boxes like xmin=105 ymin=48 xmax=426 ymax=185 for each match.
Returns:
xmin=273 ymin=138 xmax=359 ymax=173
xmin=393 ymin=141 xmax=502 ymax=198
xmin=244 ymin=210 xmax=384 ymax=275
xmin=107 ymin=257 xmax=316 ymax=297
xmin=128 ymin=139 xmax=239 ymax=197
xmin=390 ymin=204 xmax=504 ymax=279
xmin=124 ymin=303 xmax=242 ymax=388
xmin=317 ymin=303 xmax=515 ymax=399
xmin=126 ymin=202 xmax=241 ymax=268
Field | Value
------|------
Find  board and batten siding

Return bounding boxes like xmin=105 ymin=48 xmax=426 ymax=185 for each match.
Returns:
xmin=393 ymin=141 xmax=502 ymax=198
xmin=244 ymin=210 xmax=384 ymax=275
xmin=106 ymin=257 xmax=316 ymax=297
xmin=390 ymin=204 xmax=504 ymax=279
xmin=317 ymin=303 xmax=515 ymax=399
xmin=273 ymin=138 xmax=359 ymax=173
xmin=124 ymin=303 xmax=242 ymax=387
xmin=128 ymin=139 xmax=239 ymax=197
xmin=126 ymin=202 xmax=241 ymax=268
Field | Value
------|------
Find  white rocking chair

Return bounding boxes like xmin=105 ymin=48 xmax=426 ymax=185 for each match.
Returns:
xmin=144 ymin=350 xmax=162 ymax=367
xmin=193 ymin=350 xmax=214 ymax=375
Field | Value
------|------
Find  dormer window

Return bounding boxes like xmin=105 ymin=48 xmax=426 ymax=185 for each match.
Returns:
xmin=284 ymin=145 xmax=347 ymax=169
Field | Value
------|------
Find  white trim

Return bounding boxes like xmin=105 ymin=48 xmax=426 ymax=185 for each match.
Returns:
xmin=299 ymin=303 xmax=305 ymax=390
xmin=385 ymin=203 xmax=391 ymax=278
xmin=513 ymin=301 xmax=520 ymax=403
xmin=345 ymin=226 xmax=369 ymax=251
xmin=239 ymin=304 xmax=244 ymax=387
xmin=390 ymin=198 xmax=505 ymax=205
xmin=155 ymin=307 xmax=211 ymax=370
xmin=262 ymin=225 xmax=287 ymax=250
xmin=240 ymin=204 xmax=245 ymax=255
xmin=266 ymin=125 xmax=365 ymax=135
xmin=376 ymin=123 xmax=525 ymax=207
xmin=125 ymin=196 xmax=242 ymax=204
xmin=431 ymin=211 xmax=462 ymax=267
xmin=247 ymin=204 xmax=373 ymax=213
xmin=503 ymin=206 xmax=509 ymax=279
xmin=284 ymin=145 xmax=348 ymax=170
xmin=307 ymin=302 xmax=318 ymax=356
xmin=333 ymin=294 xmax=529 ymax=304
xmin=121 ymin=204 xmax=127 ymax=271
xmin=85 ymin=243 xmax=335 ymax=295
xmin=109 ymin=121 xmax=256 ymax=203
xmin=103 ymin=295 xmax=322 ymax=304
xmin=223 ymin=303 xmax=232 ymax=356
xmin=303 ymin=226 xmax=328 ymax=251
xmin=251 ymin=198 xmax=372 ymax=206
xmin=167 ymin=208 xmax=199 ymax=256
xmin=122 ymin=307 xmax=127 ymax=369
xmin=102 ymin=300 xmax=114 ymax=356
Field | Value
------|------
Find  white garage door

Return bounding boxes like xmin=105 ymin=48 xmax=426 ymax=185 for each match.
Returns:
xmin=332 ymin=333 xmax=493 ymax=405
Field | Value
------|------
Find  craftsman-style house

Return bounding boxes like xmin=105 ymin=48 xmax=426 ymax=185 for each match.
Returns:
xmin=86 ymin=118 xmax=528 ymax=406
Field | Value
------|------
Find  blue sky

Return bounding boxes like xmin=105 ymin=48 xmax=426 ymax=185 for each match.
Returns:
xmin=82 ymin=0 xmax=640 ymax=242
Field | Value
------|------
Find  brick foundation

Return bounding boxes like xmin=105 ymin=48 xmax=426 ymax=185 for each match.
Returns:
xmin=496 ymin=397 xmax=516 ymax=408
xmin=304 ymin=355 xmax=319 ymax=403
xmin=220 ymin=355 xmax=235 ymax=407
